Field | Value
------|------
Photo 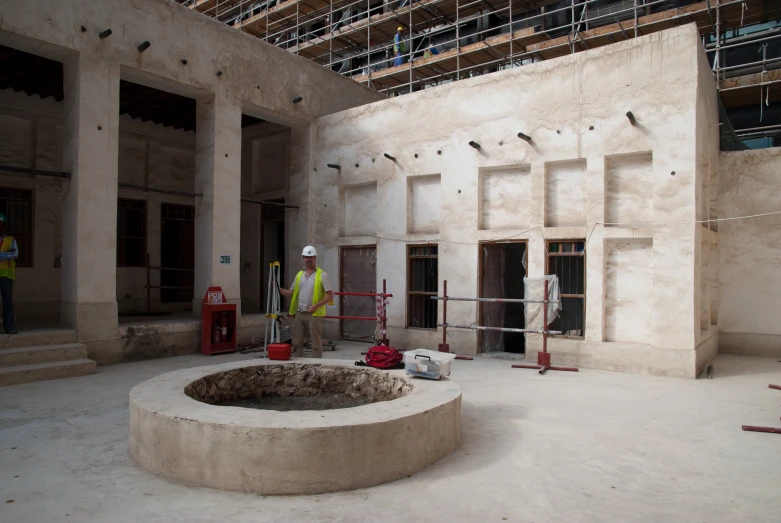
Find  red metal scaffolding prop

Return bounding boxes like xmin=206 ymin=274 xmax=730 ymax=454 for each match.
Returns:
xmin=325 ymin=279 xmax=392 ymax=346
xmin=434 ymin=280 xmax=473 ymax=360
xmin=742 ymin=384 xmax=781 ymax=435
xmin=511 ymin=279 xmax=579 ymax=375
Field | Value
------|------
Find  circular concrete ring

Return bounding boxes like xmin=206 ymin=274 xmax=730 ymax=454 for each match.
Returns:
xmin=129 ymin=359 xmax=462 ymax=495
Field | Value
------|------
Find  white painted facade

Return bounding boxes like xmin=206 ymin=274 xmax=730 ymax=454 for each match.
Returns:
xmin=718 ymin=147 xmax=781 ymax=358
xmin=305 ymin=24 xmax=722 ymax=378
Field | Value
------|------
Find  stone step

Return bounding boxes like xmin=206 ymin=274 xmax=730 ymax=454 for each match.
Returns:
xmin=0 ymin=329 xmax=78 ymax=350
xmin=0 ymin=359 xmax=97 ymax=387
xmin=0 ymin=343 xmax=88 ymax=368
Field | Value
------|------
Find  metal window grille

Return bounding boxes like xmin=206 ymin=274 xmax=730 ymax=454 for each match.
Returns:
xmin=407 ymin=244 xmax=438 ymax=329
xmin=546 ymin=240 xmax=585 ymax=337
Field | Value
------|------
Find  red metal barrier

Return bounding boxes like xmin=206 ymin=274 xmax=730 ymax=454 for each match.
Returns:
xmin=324 ymin=279 xmax=392 ymax=346
xmin=740 ymin=384 xmax=781 ymax=435
xmin=432 ymin=279 xmax=575 ymax=372
xmin=516 ymin=280 xmax=578 ymax=375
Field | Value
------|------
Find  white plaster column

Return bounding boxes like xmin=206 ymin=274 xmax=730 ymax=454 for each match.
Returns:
xmin=60 ymin=54 xmax=120 ymax=339
xmin=193 ymin=93 xmax=242 ymax=314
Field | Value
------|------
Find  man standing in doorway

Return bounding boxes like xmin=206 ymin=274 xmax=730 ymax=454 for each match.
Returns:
xmin=279 ymin=246 xmax=334 ymax=358
xmin=0 ymin=214 xmax=18 ymax=334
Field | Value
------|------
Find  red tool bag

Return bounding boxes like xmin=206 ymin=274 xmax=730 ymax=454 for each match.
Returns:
xmin=365 ymin=345 xmax=403 ymax=369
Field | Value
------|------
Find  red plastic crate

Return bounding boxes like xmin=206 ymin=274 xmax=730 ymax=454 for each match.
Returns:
xmin=268 ymin=343 xmax=292 ymax=361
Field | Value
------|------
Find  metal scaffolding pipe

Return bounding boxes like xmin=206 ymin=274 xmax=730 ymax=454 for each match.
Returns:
xmin=430 ymin=296 xmax=558 ymax=304
xmin=437 ymin=323 xmax=561 ymax=335
xmin=0 ymin=165 xmax=70 ymax=178
xmin=240 ymin=198 xmax=300 ymax=209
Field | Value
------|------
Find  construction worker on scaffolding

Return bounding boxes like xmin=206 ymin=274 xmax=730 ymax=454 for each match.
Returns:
xmin=393 ymin=26 xmax=405 ymax=66
xmin=423 ymin=36 xmax=440 ymax=59
xmin=278 ymin=245 xmax=334 ymax=358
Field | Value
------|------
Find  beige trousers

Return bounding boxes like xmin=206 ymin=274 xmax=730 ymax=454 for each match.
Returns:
xmin=291 ymin=312 xmax=324 ymax=358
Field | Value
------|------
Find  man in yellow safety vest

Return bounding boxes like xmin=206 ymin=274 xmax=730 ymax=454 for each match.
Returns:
xmin=0 ymin=213 xmax=18 ymax=334
xmin=278 ymin=245 xmax=334 ymax=358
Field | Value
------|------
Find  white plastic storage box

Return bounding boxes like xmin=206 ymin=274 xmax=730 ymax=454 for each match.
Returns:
xmin=404 ymin=349 xmax=456 ymax=380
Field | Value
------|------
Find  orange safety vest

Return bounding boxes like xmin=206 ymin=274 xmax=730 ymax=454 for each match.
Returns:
xmin=0 ymin=235 xmax=16 ymax=280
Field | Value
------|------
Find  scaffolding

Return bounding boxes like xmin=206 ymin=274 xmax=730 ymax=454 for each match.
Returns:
xmin=178 ymin=0 xmax=780 ymax=136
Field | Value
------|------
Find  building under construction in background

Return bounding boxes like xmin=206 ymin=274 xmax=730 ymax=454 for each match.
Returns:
xmin=178 ymin=0 xmax=780 ymax=148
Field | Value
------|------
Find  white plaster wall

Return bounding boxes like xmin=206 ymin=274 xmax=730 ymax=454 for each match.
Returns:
xmin=252 ymin=131 xmax=288 ymax=195
xmin=604 ymin=239 xmax=653 ymax=344
xmin=545 ymin=160 xmax=586 ymax=227
xmin=0 ymin=114 xmax=34 ymax=168
xmin=407 ymin=174 xmax=441 ymax=234
xmin=605 ymin=152 xmax=653 ymax=225
xmin=307 ymin=26 xmax=709 ymax=376
xmin=341 ymin=183 xmax=378 ymax=237
xmin=118 ymin=137 xmax=146 ymax=186
xmin=479 ymin=165 xmax=531 ymax=230
xmin=719 ymin=148 xmax=781 ymax=358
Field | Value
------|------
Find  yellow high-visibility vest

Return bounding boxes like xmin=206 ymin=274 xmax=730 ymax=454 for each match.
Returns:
xmin=0 ymin=236 xmax=16 ymax=280
xmin=289 ymin=267 xmax=326 ymax=316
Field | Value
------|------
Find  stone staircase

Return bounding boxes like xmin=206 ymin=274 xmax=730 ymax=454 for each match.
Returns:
xmin=0 ymin=330 xmax=97 ymax=387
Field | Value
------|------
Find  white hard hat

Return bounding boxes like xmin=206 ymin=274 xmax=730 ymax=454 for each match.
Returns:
xmin=302 ymin=245 xmax=317 ymax=256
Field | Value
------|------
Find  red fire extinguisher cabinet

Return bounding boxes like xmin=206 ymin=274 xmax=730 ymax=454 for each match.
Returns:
xmin=200 ymin=286 xmax=237 ymax=355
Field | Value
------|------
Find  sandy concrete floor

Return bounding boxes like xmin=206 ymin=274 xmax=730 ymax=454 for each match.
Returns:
xmin=1 ymin=344 xmax=780 ymax=523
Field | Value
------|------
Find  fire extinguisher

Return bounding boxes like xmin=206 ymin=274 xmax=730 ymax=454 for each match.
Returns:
xmin=220 ymin=312 xmax=229 ymax=342
xmin=212 ymin=323 xmax=221 ymax=344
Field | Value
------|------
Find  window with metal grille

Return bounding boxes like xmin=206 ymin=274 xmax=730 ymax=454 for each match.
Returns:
xmin=547 ymin=240 xmax=585 ymax=337
xmin=407 ymin=245 xmax=438 ymax=329
xmin=117 ymin=198 xmax=147 ymax=267
xmin=0 ymin=187 xmax=33 ymax=268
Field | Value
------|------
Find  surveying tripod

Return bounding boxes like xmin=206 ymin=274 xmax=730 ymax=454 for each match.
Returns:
xmin=264 ymin=260 xmax=285 ymax=353
xmin=239 ymin=261 xmax=288 ymax=355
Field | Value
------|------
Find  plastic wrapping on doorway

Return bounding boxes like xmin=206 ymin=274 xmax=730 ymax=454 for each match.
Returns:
xmin=523 ymin=275 xmax=560 ymax=331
